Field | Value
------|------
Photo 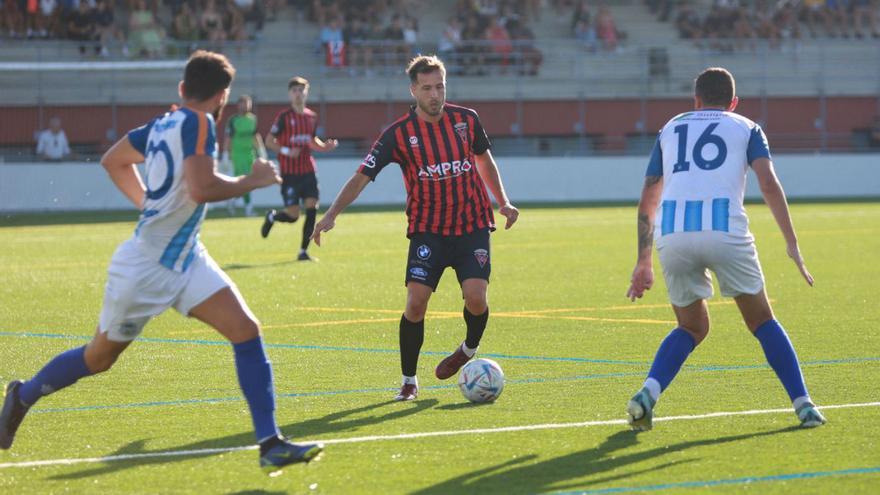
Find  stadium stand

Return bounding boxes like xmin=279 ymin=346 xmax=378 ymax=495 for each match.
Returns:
xmin=0 ymin=0 xmax=878 ymax=160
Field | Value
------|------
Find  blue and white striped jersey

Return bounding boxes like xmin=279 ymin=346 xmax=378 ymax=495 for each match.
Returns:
xmin=127 ymin=107 xmax=217 ymax=272
xmin=646 ymin=109 xmax=771 ymax=240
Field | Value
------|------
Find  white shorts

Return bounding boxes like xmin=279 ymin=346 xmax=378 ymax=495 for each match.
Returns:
xmin=98 ymin=239 xmax=233 ymax=341
xmin=656 ymin=231 xmax=765 ymax=307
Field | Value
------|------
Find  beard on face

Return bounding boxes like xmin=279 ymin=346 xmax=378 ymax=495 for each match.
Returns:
xmin=419 ymin=98 xmax=444 ymax=117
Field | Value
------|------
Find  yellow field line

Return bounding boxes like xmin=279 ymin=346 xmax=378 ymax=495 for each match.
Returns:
xmin=509 ymin=299 xmax=741 ymax=315
xmin=293 ymin=306 xmax=461 ymax=317
xmin=492 ymin=313 xmax=675 ymax=325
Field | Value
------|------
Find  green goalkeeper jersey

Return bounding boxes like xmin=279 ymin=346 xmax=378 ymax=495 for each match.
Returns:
xmin=226 ymin=113 xmax=258 ymax=162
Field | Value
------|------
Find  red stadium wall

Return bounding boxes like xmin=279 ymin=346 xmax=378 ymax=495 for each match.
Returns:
xmin=0 ymin=97 xmax=876 ymax=150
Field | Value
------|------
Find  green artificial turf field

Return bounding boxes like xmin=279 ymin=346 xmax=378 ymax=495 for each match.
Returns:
xmin=1 ymin=202 xmax=878 ymax=494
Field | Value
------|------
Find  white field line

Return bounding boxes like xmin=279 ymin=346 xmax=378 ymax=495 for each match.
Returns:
xmin=1 ymin=401 xmax=878 ymax=470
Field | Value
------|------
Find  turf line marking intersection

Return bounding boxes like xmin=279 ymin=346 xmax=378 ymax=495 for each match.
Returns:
xmin=1 ymin=401 xmax=878 ymax=470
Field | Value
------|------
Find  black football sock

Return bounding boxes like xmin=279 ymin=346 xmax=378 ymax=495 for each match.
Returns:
xmin=399 ymin=315 xmax=425 ymax=377
xmin=274 ymin=212 xmax=298 ymax=223
xmin=301 ymin=207 xmax=317 ymax=251
xmin=464 ymin=307 xmax=489 ymax=350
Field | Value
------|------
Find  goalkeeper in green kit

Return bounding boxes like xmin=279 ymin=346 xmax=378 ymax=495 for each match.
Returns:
xmin=223 ymin=95 xmax=267 ymax=216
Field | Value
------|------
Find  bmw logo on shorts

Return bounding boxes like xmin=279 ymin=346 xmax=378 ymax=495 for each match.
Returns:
xmin=417 ymin=244 xmax=432 ymax=260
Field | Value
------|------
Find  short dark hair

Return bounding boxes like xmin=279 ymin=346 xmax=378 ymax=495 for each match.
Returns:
xmin=288 ymin=76 xmax=310 ymax=90
xmin=183 ymin=50 xmax=235 ymax=102
xmin=694 ymin=67 xmax=735 ymax=107
xmin=406 ymin=55 xmax=446 ymax=84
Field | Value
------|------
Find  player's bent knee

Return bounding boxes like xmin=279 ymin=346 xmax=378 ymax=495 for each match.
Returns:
xmin=681 ymin=325 xmax=710 ymax=345
xmin=85 ymin=353 xmax=120 ymax=374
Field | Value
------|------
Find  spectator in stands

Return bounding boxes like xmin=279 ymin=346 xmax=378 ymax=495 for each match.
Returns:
xmin=128 ymin=0 xmax=164 ymax=57
xmin=2 ymin=0 xmax=24 ymax=38
xmin=802 ymin=0 xmax=832 ymax=37
xmin=403 ymin=15 xmax=418 ymax=54
xmin=675 ymin=1 xmax=703 ymax=40
xmin=171 ymin=2 xmax=200 ymax=52
xmin=67 ymin=0 xmax=98 ymax=55
xmin=36 ymin=117 xmax=71 ymax=161
xmin=94 ymin=0 xmax=126 ymax=57
xmin=595 ymin=5 xmax=619 ymax=51
xmin=460 ymin=13 xmax=486 ymax=75
xmin=33 ymin=0 xmax=60 ymax=38
xmin=343 ymin=16 xmax=371 ymax=70
xmin=508 ymin=18 xmax=542 ymax=75
xmin=826 ymin=0 xmax=851 ymax=38
xmin=575 ymin=18 xmax=597 ymax=50
xmin=234 ymin=0 xmax=264 ymax=34
xmin=852 ymin=0 xmax=879 ymax=38
xmin=382 ymin=14 xmax=407 ymax=65
xmin=200 ymin=0 xmax=226 ymax=48
xmin=773 ymin=0 xmax=801 ymax=41
xmin=226 ymin=3 xmax=249 ymax=43
xmin=319 ymin=15 xmax=343 ymax=45
xmin=571 ymin=0 xmax=591 ymax=35
xmin=731 ymin=4 xmax=757 ymax=50
xmin=484 ymin=15 xmax=512 ymax=72
xmin=645 ymin=0 xmax=674 ymax=22
xmin=438 ymin=16 xmax=463 ymax=67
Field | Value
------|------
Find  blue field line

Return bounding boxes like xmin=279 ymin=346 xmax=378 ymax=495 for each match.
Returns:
xmin=547 ymin=465 xmax=880 ymax=495
xmin=30 ymin=371 xmax=651 ymax=415
xmin=6 ymin=331 xmax=880 ymax=370
xmin=0 ymin=331 xmax=647 ymax=366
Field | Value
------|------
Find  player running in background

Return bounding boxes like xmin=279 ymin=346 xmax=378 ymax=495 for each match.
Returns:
xmin=625 ymin=67 xmax=826 ymax=430
xmin=261 ymin=77 xmax=338 ymax=261
xmin=223 ymin=94 xmax=266 ymax=216
xmin=0 ymin=51 xmax=324 ymax=472
xmin=311 ymin=55 xmax=519 ymax=401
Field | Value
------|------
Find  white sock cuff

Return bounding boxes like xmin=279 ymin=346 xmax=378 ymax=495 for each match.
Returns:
xmin=461 ymin=342 xmax=478 ymax=358
xmin=402 ymin=375 xmax=418 ymax=386
xmin=792 ymin=396 xmax=812 ymax=411
xmin=643 ymin=378 xmax=662 ymax=402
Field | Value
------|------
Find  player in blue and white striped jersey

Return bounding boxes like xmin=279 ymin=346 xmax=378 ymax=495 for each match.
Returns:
xmin=0 ymin=51 xmax=323 ymax=473
xmin=625 ymin=67 xmax=826 ymax=430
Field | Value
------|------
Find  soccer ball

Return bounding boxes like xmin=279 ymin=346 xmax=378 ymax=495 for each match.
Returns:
xmin=458 ymin=358 xmax=505 ymax=403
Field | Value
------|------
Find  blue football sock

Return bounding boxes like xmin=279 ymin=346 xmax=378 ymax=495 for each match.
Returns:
xmin=233 ymin=336 xmax=280 ymax=442
xmin=19 ymin=346 xmax=92 ymax=406
xmin=646 ymin=328 xmax=696 ymax=395
xmin=754 ymin=319 xmax=808 ymax=402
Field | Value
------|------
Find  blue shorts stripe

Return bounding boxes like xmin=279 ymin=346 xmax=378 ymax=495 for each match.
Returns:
xmin=712 ymin=198 xmax=730 ymax=232
xmin=661 ymin=200 xmax=676 ymax=235
xmin=683 ymin=200 xmax=703 ymax=232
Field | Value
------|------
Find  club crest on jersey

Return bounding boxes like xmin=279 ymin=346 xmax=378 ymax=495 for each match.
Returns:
xmin=473 ymin=249 xmax=489 ymax=268
xmin=454 ymin=122 xmax=468 ymax=141
xmin=417 ymin=244 xmax=432 ymax=260
xmin=409 ymin=136 xmax=419 ymax=147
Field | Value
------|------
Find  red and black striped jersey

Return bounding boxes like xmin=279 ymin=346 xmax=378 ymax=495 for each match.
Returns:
xmin=270 ymin=107 xmax=318 ymax=176
xmin=358 ymin=103 xmax=495 ymax=237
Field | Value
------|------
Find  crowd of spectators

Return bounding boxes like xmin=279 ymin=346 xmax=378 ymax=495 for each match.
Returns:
xmin=646 ymin=0 xmax=879 ymax=52
xmin=309 ymin=0 xmax=543 ymax=76
xmin=0 ymin=0 xmax=272 ymax=58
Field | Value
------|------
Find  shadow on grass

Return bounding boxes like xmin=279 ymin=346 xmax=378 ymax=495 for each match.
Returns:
xmin=48 ymin=398 xmax=438 ymax=480
xmin=435 ymin=401 xmax=497 ymax=411
xmin=411 ymin=425 xmax=802 ymax=495
xmin=221 ymin=260 xmax=293 ymax=271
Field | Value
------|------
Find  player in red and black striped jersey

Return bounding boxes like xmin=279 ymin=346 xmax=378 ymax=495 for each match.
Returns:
xmin=311 ymin=56 xmax=519 ymax=401
xmin=261 ymin=76 xmax=338 ymax=261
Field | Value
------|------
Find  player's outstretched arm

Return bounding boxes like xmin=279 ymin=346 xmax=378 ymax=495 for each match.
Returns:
xmin=752 ymin=158 xmax=814 ymax=286
xmin=101 ymin=136 xmax=147 ymax=209
xmin=185 ymin=156 xmax=280 ymax=203
xmin=311 ymin=172 xmax=371 ymax=246
xmin=627 ymin=175 xmax=663 ymax=302
xmin=475 ymin=150 xmax=519 ymax=229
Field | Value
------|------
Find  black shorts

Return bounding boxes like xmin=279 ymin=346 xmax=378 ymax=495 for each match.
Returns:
xmin=281 ymin=173 xmax=319 ymax=207
xmin=405 ymin=228 xmax=491 ymax=291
